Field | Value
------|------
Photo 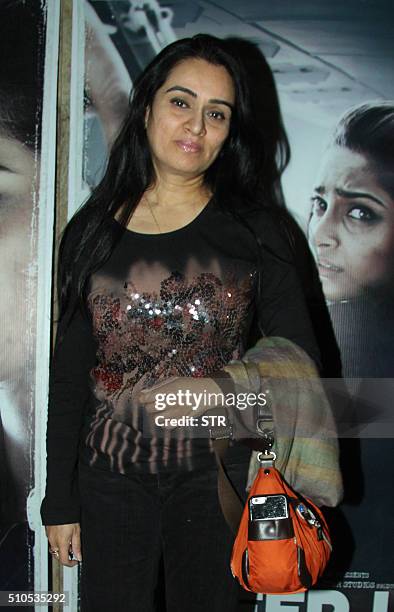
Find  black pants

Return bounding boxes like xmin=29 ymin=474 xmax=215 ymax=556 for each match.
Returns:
xmin=78 ymin=460 xmax=256 ymax=612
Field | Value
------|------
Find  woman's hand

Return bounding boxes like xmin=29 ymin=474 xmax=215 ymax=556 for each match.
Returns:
xmin=45 ymin=523 xmax=82 ymax=567
xmin=138 ymin=376 xmax=224 ymax=424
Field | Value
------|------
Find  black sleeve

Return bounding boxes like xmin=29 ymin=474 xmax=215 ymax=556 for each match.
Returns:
xmin=40 ymin=305 xmax=97 ymax=526
xmin=255 ymin=211 xmax=322 ymax=370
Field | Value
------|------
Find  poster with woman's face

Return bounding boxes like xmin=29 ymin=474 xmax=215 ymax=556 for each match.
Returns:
xmin=0 ymin=0 xmax=57 ymax=594
xmin=69 ymin=1 xmax=394 ymax=609
xmin=309 ymin=144 xmax=394 ymax=302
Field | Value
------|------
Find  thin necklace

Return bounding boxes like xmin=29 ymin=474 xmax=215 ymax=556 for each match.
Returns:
xmin=143 ymin=192 xmax=211 ymax=234
xmin=145 ymin=197 xmax=162 ymax=234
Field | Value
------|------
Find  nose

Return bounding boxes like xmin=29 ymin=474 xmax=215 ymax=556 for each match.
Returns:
xmin=184 ymin=109 xmax=206 ymax=136
xmin=309 ymin=210 xmax=339 ymax=250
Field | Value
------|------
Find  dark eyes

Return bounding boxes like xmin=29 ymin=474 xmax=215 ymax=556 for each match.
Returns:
xmin=347 ymin=208 xmax=377 ymax=221
xmin=169 ymin=97 xmax=227 ymax=121
xmin=170 ymin=97 xmax=188 ymax=109
xmin=310 ymin=195 xmax=379 ymax=223
xmin=208 ymin=110 xmax=226 ymax=121
xmin=310 ymin=196 xmax=327 ymax=214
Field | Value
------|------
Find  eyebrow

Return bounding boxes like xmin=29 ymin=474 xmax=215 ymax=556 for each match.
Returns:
xmin=165 ymin=85 xmax=233 ymax=110
xmin=314 ymin=185 xmax=386 ymax=207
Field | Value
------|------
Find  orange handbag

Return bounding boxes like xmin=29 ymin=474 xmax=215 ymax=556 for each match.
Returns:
xmin=230 ymin=451 xmax=332 ymax=594
xmin=212 ymin=428 xmax=332 ymax=596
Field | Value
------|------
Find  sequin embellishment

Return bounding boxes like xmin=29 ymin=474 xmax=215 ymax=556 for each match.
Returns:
xmin=89 ymin=270 xmax=255 ymax=399
xmin=85 ymin=268 xmax=256 ymax=472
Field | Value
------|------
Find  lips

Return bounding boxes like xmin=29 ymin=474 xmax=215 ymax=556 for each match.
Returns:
xmin=317 ymin=258 xmax=343 ymax=274
xmin=175 ymin=140 xmax=202 ymax=153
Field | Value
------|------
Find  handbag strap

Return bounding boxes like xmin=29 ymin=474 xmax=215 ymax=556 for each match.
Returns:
xmin=212 ymin=431 xmax=276 ymax=534
xmin=208 ymin=377 xmax=275 ymax=533
xmin=212 ymin=438 xmax=244 ymax=534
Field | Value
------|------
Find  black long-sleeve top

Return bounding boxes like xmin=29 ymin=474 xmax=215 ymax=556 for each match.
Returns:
xmin=41 ymin=201 xmax=320 ymax=525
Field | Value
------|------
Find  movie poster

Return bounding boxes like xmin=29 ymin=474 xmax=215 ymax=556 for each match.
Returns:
xmin=0 ymin=0 xmax=58 ymax=599
xmin=66 ymin=1 xmax=393 ymax=609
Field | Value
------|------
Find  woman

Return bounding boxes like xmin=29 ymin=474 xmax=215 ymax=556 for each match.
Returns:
xmin=308 ymin=103 xmax=394 ymax=581
xmin=41 ymin=35 xmax=322 ymax=611
xmin=308 ymin=102 xmax=394 ymax=378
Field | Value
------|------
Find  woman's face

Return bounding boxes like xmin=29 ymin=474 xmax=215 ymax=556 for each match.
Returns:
xmin=145 ymin=58 xmax=235 ymax=182
xmin=0 ymin=134 xmax=37 ymax=381
xmin=308 ymin=145 xmax=394 ymax=301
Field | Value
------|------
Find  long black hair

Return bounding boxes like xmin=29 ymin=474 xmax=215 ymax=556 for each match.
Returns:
xmin=59 ymin=34 xmax=290 ymax=322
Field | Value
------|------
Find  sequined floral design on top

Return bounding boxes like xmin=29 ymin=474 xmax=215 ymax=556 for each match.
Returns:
xmin=88 ymin=268 xmax=255 ymax=427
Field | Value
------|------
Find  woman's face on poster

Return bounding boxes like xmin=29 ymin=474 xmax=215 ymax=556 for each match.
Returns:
xmin=0 ymin=133 xmax=37 ymax=381
xmin=308 ymin=145 xmax=394 ymax=301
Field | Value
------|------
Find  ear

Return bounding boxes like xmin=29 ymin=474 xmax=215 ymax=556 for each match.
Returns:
xmin=144 ymin=106 xmax=150 ymax=129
